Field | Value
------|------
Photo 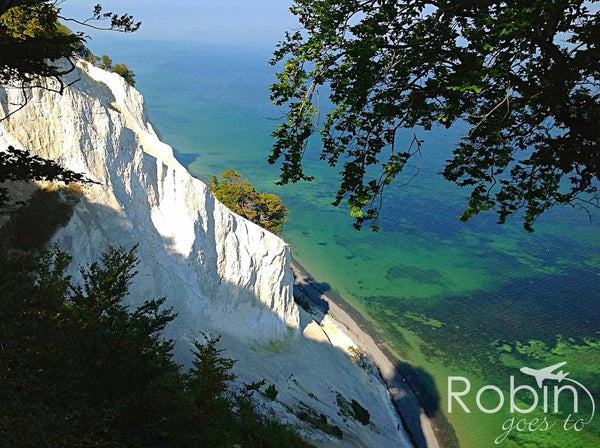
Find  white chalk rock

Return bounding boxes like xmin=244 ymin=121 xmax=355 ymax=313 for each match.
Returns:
xmin=0 ymin=61 xmax=299 ymax=341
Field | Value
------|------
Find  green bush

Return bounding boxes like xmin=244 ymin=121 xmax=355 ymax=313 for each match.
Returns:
xmin=98 ymin=54 xmax=112 ymax=70
xmin=112 ymin=62 xmax=135 ymax=86
xmin=351 ymin=399 xmax=370 ymax=425
xmin=265 ymin=384 xmax=279 ymax=401
xmin=210 ymin=169 xmax=288 ymax=233
xmin=83 ymin=51 xmax=136 ymax=86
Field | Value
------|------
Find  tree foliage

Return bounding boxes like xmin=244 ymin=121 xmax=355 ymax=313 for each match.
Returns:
xmin=98 ymin=53 xmax=112 ymax=69
xmin=0 ymin=0 xmax=81 ymax=85
xmin=0 ymin=145 xmax=91 ymax=184
xmin=270 ymin=0 xmax=600 ymax=231
xmin=210 ymin=169 xmax=289 ymax=233
xmin=0 ymin=245 xmax=182 ymax=446
xmin=0 ymin=1 xmax=140 ymax=121
xmin=188 ymin=334 xmax=236 ymax=410
xmin=0 ymin=244 xmax=312 ymax=447
xmin=0 ymin=145 xmax=94 ymax=208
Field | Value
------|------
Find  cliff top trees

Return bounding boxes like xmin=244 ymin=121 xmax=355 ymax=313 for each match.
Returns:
xmin=111 ymin=62 xmax=135 ymax=86
xmin=210 ymin=169 xmax=288 ymax=233
xmin=270 ymin=0 xmax=600 ymax=231
xmin=84 ymin=51 xmax=137 ymax=86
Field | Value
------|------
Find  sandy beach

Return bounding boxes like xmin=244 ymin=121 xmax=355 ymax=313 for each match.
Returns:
xmin=291 ymin=260 xmax=442 ymax=448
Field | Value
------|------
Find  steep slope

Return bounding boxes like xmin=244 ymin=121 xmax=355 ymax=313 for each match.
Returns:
xmin=0 ymin=61 xmax=412 ymax=448
xmin=0 ymin=61 xmax=298 ymax=340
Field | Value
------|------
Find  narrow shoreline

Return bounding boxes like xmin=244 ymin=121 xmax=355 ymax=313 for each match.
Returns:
xmin=174 ymin=155 xmax=447 ymax=446
xmin=290 ymin=259 xmax=442 ymax=448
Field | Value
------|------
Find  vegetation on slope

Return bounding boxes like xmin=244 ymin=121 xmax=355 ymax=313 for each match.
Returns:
xmin=0 ymin=241 xmax=312 ymax=447
xmin=0 ymin=185 xmax=309 ymax=447
xmin=82 ymin=50 xmax=136 ymax=86
xmin=210 ymin=169 xmax=288 ymax=234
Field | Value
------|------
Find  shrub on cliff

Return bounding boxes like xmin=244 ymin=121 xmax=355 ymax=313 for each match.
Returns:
xmin=82 ymin=50 xmax=136 ymax=86
xmin=265 ymin=384 xmax=279 ymax=401
xmin=210 ymin=169 xmax=288 ymax=233
xmin=112 ymin=62 xmax=136 ymax=86
xmin=351 ymin=399 xmax=371 ymax=426
xmin=98 ymin=54 xmax=112 ymax=69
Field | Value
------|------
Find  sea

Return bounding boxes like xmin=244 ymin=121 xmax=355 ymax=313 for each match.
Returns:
xmin=84 ymin=37 xmax=600 ymax=448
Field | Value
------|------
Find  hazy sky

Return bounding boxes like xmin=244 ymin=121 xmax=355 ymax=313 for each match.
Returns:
xmin=60 ymin=0 xmax=297 ymax=45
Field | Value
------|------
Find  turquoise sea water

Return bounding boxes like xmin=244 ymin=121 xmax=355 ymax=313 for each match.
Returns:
xmin=88 ymin=39 xmax=600 ymax=447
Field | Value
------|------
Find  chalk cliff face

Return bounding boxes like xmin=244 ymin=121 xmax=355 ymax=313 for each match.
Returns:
xmin=0 ymin=62 xmax=412 ymax=448
xmin=0 ymin=62 xmax=299 ymax=341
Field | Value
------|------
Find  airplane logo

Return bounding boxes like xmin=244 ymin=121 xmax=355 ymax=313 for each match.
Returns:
xmin=520 ymin=362 xmax=569 ymax=388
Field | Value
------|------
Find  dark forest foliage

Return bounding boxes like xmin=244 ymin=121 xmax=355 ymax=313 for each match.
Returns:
xmin=0 ymin=244 xmax=311 ymax=447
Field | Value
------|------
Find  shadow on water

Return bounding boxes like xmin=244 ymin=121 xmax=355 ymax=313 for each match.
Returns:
xmin=389 ymin=361 xmax=456 ymax=448
xmin=313 ymin=281 xmax=331 ymax=294
xmin=396 ymin=362 xmax=440 ymax=419
xmin=293 ymin=285 xmax=330 ymax=323
xmin=291 ymin=264 xmax=332 ymax=321
xmin=173 ymin=147 xmax=200 ymax=168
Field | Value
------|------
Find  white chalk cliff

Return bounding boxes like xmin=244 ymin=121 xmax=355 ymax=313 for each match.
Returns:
xmin=0 ymin=62 xmax=412 ymax=448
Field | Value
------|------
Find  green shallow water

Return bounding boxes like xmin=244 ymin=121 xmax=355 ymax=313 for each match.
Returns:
xmin=88 ymin=38 xmax=600 ymax=447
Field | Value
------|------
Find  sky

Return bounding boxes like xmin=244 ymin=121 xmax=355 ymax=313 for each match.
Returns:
xmin=60 ymin=0 xmax=298 ymax=46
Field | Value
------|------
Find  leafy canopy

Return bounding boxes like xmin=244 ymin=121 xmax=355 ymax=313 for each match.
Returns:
xmin=210 ymin=169 xmax=289 ymax=233
xmin=270 ymin=0 xmax=600 ymax=231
